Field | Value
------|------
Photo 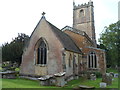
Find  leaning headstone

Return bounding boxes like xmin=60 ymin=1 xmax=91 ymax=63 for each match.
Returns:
xmin=109 ymin=72 xmax=114 ymax=78
xmin=90 ymin=74 xmax=96 ymax=80
xmin=102 ymin=73 xmax=112 ymax=85
xmin=114 ymin=73 xmax=118 ymax=78
xmin=100 ymin=82 xmax=107 ymax=88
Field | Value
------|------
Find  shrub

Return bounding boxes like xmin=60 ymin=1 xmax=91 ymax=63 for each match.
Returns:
xmin=15 ymin=68 xmax=20 ymax=71
xmin=94 ymin=72 xmax=102 ymax=78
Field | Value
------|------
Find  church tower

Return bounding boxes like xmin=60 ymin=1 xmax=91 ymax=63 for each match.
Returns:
xmin=73 ymin=0 xmax=96 ymax=45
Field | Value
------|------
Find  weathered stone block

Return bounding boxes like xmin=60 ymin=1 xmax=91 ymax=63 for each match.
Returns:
xmin=114 ymin=73 xmax=118 ymax=78
xmin=0 ymin=71 xmax=18 ymax=79
xmin=54 ymin=72 xmax=66 ymax=87
xmin=38 ymin=75 xmax=53 ymax=86
xmin=90 ymin=74 xmax=96 ymax=80
xmin=100 ymin=82 xmax=107 ymax=88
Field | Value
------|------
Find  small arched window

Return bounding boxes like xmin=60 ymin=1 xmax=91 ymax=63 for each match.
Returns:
xmin=88 ymin=52 xmax=97 ymax=68
xmin=80 ymin=9 xmax=84 ymax=17
xmin=37 ymin=40 xmax=47 ymax=65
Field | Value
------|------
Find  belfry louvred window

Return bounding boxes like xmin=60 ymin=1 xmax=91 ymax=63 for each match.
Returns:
xmin=88 ymin=52 xmax=97 ymax=68
xmin=37 ymin=40 xmax=47 ymax=64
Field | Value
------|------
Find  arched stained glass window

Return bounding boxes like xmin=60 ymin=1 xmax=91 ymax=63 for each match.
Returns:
xmin=37 ymin=40 xmax=47 ymax=64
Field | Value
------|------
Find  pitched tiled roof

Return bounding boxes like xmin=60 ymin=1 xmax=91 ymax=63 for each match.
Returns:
xmin=62 ymin=26 xmax=94 ymax=45
xmin=47 ymin=21 xmax=81 ymax=53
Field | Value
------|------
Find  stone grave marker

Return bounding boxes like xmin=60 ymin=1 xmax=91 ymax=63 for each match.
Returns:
xmin=90 ymin=74 xmax=96 ymax=80
xmin=109 ymin=72 xmax=114 ymax=77
xmin=114 ymin=73 xmax=118 ymax=78
xmin=100 ymin=82 xmax=107 ymax=88
xmin=0 ymin=71 xmax=18 ymax=79
xmin=102 ymin=73 xmax=112 ymax=85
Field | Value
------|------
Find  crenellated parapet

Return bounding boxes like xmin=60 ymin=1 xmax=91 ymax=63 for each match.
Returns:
xmin=73 ymin=0 xmax=93 ymax=10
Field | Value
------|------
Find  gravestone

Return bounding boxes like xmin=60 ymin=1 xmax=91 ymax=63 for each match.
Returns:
xmin=109 ymin=72 xmax=114 ymax=78
xmin=100 ymin=82 xmax=107 ymax=88
xmin=0 ymin=71 xmax=18 ymax=79
xmin=79 ymin=85 xmax=95 ymax=89
xmin=90 ymin=74 xmax=96 ymax=80
xmin=114 ymin=73 xmax=118 ymax=78
xmin=102 ymin=73 xmax=112 ymax=85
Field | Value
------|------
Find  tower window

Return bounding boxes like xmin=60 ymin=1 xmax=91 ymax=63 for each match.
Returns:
xmin=88 ymin=52 xmax=97 ymax=68
xmin=79 ymin=9 xmax=84 ymax=17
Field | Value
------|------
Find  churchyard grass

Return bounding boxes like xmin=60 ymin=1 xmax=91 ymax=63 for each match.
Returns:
xmin=2 ymin=78 xmax=59 ymax=88
xmin=65 ymin=77 xmax=118 ymax=88
xmin=1 ymin=77 xmax=118 ymax=88
xmin=106 ymin=68 xmax=118 ymax=73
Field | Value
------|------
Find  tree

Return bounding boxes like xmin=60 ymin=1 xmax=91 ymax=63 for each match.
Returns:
xmin=99 ymin=20 xmax=120 ymax=68
xmin=2 ymin=33 xmax=29 ymax=65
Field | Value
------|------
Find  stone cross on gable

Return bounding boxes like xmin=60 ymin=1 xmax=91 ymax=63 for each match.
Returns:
xmin=42 ymin=12 xmax=46 ymax=16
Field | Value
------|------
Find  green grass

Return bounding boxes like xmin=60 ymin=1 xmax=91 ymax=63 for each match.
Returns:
xmin=1 ymin=68 xmax=119 ymax=89
xmin=106 ymin=68 xmax=118 ymax=73
xmin=2 ymin=78 xmax=59 ymax=88
xmin=1 ymin=77 xmax=118 ymax=89
xmin=64 ymin=77 xmax=118 ymax=88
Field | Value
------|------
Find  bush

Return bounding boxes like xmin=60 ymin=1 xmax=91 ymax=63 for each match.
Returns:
xmin=0 ymin=67 xmax=2 ymax=71
xmin=15 ymin=68 xmax=20 ymax=71
xmin=94 ymin=72 xmax=102 ymax=78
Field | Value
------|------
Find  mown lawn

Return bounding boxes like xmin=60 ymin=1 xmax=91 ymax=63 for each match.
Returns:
xmin=1 ymin=78 xmax=59 ymax=88
xmin=1 ymin=77 xmax=118 ymax=89
xmin=106 ymin=68 xmax=118 ymax=73
xmin=65 ymin=77 xmax=118 ymax=88
xmin=1 ymin=68 xmax=119 ymax=89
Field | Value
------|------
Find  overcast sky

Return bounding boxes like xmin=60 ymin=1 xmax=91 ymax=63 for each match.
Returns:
xmin=0 ymin=0 xmax=119 ymax=45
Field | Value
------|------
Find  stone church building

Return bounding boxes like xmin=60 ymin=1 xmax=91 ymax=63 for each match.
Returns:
xmin=20 ymin=0 xmax=106 ymax=85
